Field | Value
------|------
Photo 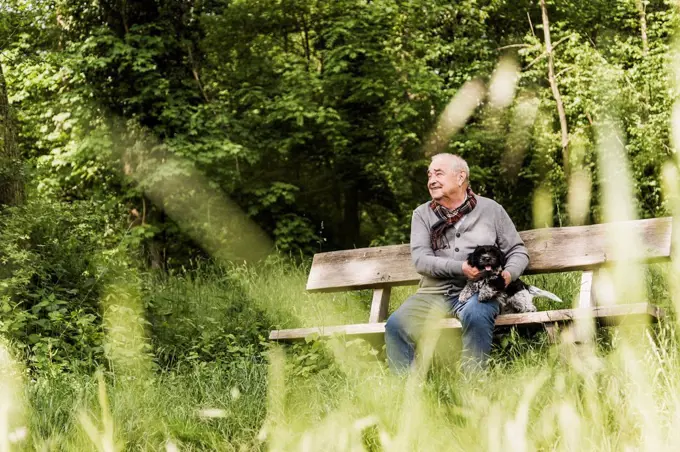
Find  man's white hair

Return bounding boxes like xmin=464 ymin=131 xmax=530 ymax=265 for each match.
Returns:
xmin=431 ymin=153 xmax=470 ymax=182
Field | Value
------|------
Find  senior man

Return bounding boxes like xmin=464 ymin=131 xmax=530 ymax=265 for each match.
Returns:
xmin=384 ymin=153 xmax=529 ymax=372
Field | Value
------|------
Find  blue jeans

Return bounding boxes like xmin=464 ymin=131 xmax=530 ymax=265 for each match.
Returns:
xmin=384 ymin=292 xmax=500 ymax=373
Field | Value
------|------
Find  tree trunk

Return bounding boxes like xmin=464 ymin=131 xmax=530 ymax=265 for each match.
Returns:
xmin=636 ymin=0 xmax=649 ymax=57
xmin=539 ymin=0 xmax=569 ymax=172
xmin=636 ymin=0 xmax=650 ymax=121
xmin=0 ymin=63 xmax=23 ymax=207
xmin=343 ymin=184 xmax=361 ymax=248
xmin=148 ymin=208 xmax=168 ymax=271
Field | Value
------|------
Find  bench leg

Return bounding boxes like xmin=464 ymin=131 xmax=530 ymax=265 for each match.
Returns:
xmin=369 ymin=287 xmax=391 ymax=323
xmin=572 ymin=269 xmax=599 ymax=344
xmin=579 ymin=270 xmax=594 ymax=309
xmin=545 ymin=322 xmax=560 ymax=343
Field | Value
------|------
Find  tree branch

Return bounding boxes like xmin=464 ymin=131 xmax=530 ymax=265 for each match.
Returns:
xmin=497 ymin=43 xmax=532 ymax=51
xmin=523 ymin=34 xmax=574 ymax=70
xmin=187 ymin=45 xmax=210 ymax=103
xmin=540 ymin=0 xmax=569 ymax=171
xmin=555 ymin=66 xmax=573 ymax=78
xmin=301 ymin=15 xmax=311 ymax=67
xmin=636 ymin=0 xmax=649 ymax=57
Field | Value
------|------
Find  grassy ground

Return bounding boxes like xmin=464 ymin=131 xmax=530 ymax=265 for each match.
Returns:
xmin=2 ymin=259 xmax=679 ymax=451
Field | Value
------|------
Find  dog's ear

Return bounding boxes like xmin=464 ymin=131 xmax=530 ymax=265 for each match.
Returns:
xmin=466 ymin=252 xmax=475 ymax=266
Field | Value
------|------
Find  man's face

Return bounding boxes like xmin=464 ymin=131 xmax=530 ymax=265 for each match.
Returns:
xmin=427 ymin=158 xmax=465 ymax=201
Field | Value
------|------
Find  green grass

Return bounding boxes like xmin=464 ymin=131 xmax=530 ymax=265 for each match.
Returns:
xmin=3 ymin=259 xmax=680 ymax=451
xmin=24 ymin=361 xmax=268 ymax=450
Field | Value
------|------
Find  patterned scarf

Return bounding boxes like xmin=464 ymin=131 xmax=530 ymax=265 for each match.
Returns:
xmin=430 ymin=186 xmax=477 ymax=251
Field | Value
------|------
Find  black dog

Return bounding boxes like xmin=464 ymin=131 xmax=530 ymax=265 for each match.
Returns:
xmin=458 ymin=245 xmax=562 ymax=314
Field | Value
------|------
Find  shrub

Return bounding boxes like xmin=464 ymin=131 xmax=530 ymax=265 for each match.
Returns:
xmin=145 ymin=264 xmax=273 ymax=369
xmin=0 ymin=198 xmax=128 ymax=372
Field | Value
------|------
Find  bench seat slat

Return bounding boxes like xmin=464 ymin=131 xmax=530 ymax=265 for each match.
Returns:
xmin=269 ymin=303 xmax=664 ymax=341
xmin=307 ymin=217 xmax=672 ymax=293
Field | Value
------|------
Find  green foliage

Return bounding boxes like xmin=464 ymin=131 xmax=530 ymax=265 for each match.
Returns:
xmin=286 ymin=339 xmax=338 ymax=379
xmin=0 ymin=197 xmax=128 ymax=372
xmin=4 ymin=0 xmax=679 ymax=255
xmin=26 ymin=361 xmax=269 ymax=449
xmin=145 ymin=265 xmax=272 ymax=368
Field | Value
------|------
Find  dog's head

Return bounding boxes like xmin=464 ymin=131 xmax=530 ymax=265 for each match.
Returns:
xmin=467 ymin=245 xmax=505 ymax=276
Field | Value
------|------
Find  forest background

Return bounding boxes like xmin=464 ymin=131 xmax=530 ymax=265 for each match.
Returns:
xmin=1 ymin=0 xmax=680 ymax=449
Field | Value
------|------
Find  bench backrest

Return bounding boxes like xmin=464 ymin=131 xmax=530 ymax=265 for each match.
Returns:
xmin=307 ymin=217 xmax=673 ymax=293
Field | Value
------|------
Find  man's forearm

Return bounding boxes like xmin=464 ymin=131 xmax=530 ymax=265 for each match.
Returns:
xmin=495 ymin=205 xmax=530 ymax=280
xmin=504 ymin=252 xmax=529 ymax=281
xmin=410 ymin=209 xmax=465 ymax=278
xmin=412 ymin=253 xmax=464 ymax=278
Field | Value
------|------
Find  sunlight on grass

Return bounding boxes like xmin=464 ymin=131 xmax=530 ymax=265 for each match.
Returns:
xmin=129 ymin=152 xmax=273 ymax=265
xmin=77 ymin=373 xmax=116 ymax=452
xmin=501 ymin=94 xmax=540 ymax=181
xmin=532 ymin=184 xmax=554 ymax=229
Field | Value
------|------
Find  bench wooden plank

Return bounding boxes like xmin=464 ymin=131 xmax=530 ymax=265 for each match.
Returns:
xmin=269 ymin=303 xmax=663 ymax=341
xmin=306 ymin=217 xmax=672 ymax=293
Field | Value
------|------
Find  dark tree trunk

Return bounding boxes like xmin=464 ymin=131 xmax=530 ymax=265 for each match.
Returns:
xmin=343 ymin=184 xmax=361 ymax=248
xmin=148 ymin=208 xmax=168 ymax=271
xmin=0 ymin=63 xmax=24 ymax=207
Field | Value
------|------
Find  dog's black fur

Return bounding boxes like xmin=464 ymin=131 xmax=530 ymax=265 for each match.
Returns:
xmin=458 ymin=245 xmax=537 ymax=314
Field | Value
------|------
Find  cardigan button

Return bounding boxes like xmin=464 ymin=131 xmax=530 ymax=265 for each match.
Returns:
xmin=454 ymin=247 xmax=459 ymax=252
xmin=456 ymin=232 xmax=461 ymax=238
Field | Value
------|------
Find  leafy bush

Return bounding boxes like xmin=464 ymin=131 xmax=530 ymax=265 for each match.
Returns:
xmin=145 ymin=264 xmax=273 ymax=369
xmin=0 ymin=197 xmax=286 ymax=373
xmin=0 ymin=198 xmax=277 ymax=373
xmin=0 ymin=198 xmax=129 ymax=372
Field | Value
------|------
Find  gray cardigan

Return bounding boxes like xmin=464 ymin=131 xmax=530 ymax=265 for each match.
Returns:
xmin=410 ymin=196 xmax=529 ymax=295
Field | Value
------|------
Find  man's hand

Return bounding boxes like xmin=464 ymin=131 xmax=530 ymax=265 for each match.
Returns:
xmin=462 ymin=261 xmax=481 ymax=280
xmin=501 ymin=270 xmax=511 ymax=287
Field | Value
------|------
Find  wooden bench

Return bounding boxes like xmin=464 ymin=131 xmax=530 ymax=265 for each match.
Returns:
xmin=270 ymin=217 xmax=671 ymax=342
